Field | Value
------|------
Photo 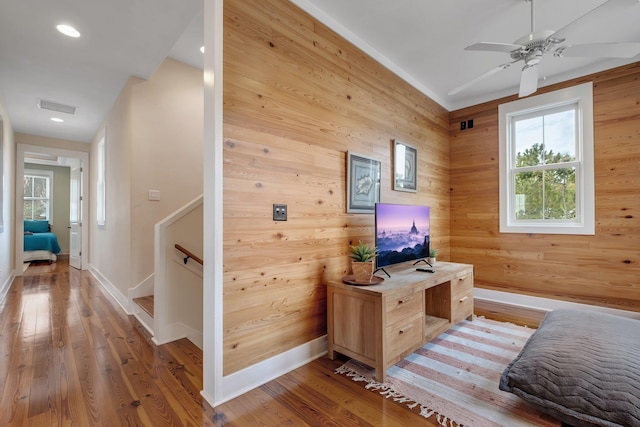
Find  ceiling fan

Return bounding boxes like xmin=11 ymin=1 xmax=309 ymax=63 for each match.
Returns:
xmin=448 ymin=0 xmax=640 ymax=98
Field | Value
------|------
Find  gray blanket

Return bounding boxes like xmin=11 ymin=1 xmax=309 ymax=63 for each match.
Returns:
xmin=500 ymin=309 xmax=640 ymax=427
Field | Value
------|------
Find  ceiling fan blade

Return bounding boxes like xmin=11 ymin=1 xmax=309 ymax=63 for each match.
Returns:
xmin=519 ymin=63 xmax=540 ymax=97
xmin=550 ymin=0 xmax=640 ymax=43
xmin=465 ymin=42 xmax=524 ymax=53
xmin=448 ymin=61 xmax=517 ymax=96
xmin=555 ymin=42 xmax=640 ymax=58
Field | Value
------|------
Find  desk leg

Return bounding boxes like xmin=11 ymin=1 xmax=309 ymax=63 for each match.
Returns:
xmin=374 ymin=365 xmax=386 ymax=382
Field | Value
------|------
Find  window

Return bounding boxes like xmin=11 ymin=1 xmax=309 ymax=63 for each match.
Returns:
xmin=24 ymin=170 xmax=53 ymax=221
xmin=97 ymin=132 xmax=106 ymax=228
xmin=499 ymin=83 xmax=594 ymax=235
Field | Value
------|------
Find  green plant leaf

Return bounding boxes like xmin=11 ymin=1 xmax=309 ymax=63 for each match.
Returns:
xmin=348 ymin=240 xmax=377 ymax=262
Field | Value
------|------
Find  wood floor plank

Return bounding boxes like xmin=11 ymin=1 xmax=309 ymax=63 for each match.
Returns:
xmin=1 ymin=259 xmax=535 ymax=426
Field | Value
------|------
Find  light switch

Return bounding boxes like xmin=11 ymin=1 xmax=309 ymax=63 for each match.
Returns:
xmin=148 ymin=190 xmax=161 ymax=201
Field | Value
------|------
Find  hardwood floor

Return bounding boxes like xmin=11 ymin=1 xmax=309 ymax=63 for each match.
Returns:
xmin=0 ymin=259 xmax=219 ymax=426
xmin=0 ymin=260 xmax=468 ymax=426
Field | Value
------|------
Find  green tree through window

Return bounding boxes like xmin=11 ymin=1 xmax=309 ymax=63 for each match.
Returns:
xmin=514 ymin=143 xmax=575 ymax=220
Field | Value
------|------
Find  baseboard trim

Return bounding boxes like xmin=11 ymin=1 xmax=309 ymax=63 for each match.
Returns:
xmin=88 ymin=265 xmax=131 ymax=315
xmin=154 ymin=321 xmax=203 ymax=350
xmin=206 ymin=335 xmax=328 ymax=407
xmin=0 ymin=270 xmax=15 ymax=306
xmin=132 ymin=310 xmax=155 ymax=337
xmin=474 ymin=288 xmax=640 ymax=320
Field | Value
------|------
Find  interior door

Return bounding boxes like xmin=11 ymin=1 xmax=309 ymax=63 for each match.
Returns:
xmin=69 ymin=164 xmax=82 ymax=269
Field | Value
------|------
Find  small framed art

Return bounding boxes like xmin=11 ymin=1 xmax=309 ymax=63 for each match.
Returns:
xmin=346 ymin=151 xmax=381 ymax=213
xmin=393 ymin=140 xmax=417 ymax=192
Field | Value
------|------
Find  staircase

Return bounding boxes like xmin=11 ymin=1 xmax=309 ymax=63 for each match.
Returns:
xmin=128 ymin=195 xmax=204 ymax=349
xmin=133 ymin=295 xmax=154 ymax=318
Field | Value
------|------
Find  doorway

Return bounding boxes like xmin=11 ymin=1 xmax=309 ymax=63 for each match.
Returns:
xmin=15 ymin=144 xmax=89 ymax=275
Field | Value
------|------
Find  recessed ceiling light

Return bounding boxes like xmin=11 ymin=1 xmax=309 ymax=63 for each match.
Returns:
xmin=50 ymin=117 xmax=64 ymax=123
xmin=200 ymin=46 xmax=205 ymax=54
xmin=56 ymin=24 xmax=81 ymax=38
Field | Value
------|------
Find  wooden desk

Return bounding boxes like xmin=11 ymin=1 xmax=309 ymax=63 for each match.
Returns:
xmin=327 ymin=261 xmax=473 ymax=381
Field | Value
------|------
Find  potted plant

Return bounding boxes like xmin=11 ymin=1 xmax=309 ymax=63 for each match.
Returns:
xmin=428 ymin=248 xmax=437 ymax=265
xmin=349 ymin=240 xmax=377 ymax=283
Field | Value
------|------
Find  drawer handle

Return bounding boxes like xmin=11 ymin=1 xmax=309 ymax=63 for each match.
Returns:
xmin=398 ymin=296 xmax=414 ymax=304
xmin=399 ymin=324 xmax=414 ymax=334
xmin=459 ymin=296 xmax=469 ymax=303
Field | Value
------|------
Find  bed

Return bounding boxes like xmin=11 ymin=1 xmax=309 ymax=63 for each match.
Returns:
xmin=500 ymin=309 xmax=640 ymax=427
xmin=23 ymin=220 xmax=61 ymax=263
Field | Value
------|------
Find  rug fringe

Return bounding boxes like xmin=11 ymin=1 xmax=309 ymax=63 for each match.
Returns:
xmin=335 ymin=365 xmax=461 ymax=426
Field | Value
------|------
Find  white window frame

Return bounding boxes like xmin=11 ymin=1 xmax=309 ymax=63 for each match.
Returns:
xmin=97 ymin=131 xmax=106 ymax=229
xmin=499 ymin=82 xmax=594 ymax=235
xmin=23 ymin=169 xmax=54 ymax=222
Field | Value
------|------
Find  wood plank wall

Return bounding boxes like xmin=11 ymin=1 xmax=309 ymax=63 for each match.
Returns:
xmin=222 ymin=0 xmax=450 ymax=375
xmin=450 ymin=62 xmax=640 ymax=312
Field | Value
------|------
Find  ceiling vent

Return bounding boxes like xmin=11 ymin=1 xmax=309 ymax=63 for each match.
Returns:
xmin=37 ymin=98 xmax=77 ymax=115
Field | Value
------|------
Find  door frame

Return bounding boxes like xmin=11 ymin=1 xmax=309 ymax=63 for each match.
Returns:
xmin=15 ymin=144 xmax=89 ymax=274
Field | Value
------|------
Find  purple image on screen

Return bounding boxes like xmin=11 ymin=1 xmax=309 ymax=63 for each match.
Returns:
xmin=375 ymin=203 xmax=430 ymax=269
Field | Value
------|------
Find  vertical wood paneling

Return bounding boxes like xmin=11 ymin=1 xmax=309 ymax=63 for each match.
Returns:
xmin=450 ymin=62 xmax=640 ymax=312
xmin=223 ymin=0 xmax=450 ymax=374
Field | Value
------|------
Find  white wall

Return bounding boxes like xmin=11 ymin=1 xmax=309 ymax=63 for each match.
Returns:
xmin=90 ymin=57 xmax=203 ymax=302
xmin=89 ymin=78 xmax=137 ymax=303
xmin=130 ymin=57 xmax=204 ymax=287
xmin=0 ymin=95 xmax=15 ymax=302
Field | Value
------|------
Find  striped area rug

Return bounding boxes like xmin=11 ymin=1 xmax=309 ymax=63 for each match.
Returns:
xmin=336 ymin=317 xmax=561 ymax=427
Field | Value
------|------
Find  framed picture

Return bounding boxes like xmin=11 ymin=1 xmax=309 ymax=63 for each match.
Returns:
xmin=346 ymin=151 xmax=381 ymax=213
xmin=393 ymin=140 xmax=417 ymax=192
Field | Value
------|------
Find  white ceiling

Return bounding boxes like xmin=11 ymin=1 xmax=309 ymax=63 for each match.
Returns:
xmin=0 ymin=0 xmax=202 ymax=143
xmin=1 ymin=0 xmax=639 ymax=143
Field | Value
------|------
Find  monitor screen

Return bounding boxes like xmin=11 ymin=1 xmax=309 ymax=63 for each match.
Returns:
xmin=375 ymin=203 xmax=430 ymax=269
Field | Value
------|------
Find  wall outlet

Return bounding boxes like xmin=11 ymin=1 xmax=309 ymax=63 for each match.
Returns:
xmin=273 ymin=204 xmax=287 ymax=221
xmin=148 ymin=190 xmax=161 ymax=201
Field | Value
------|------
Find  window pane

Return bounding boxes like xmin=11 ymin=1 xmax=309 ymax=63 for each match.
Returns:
xmin=514 ymin=117 xmax=544 ymax=167
xmin=543 ymin=110 xmax=576 ymax=163
xmin=515 ymin=168 xmax=576 ymax=221
xmin=24 ymin=176 xmax=33 ymax=197
xmin=514 ymin=109 xmax=576 ymax=168
xmin=24 ymin=200 xmax=34 ymax=220
xmin=33 ymin=177 xmax=48 ymax=198
xmin=33 ymin=199 xmax=48 ymax=219
xmin=544 ymin=167 xmax=576 ymax=220
xmin=515 ymin=171 xmax=543 ymax=219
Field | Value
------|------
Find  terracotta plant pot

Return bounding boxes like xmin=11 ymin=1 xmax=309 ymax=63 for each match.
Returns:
xmin=352 ymin=261 xmax=374 ymax=283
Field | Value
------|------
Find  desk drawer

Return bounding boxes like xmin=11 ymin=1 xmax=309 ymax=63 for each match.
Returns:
xmin=451 ymin=272 xmax=473 ymax=295
xmin=385 ymin=314 xmax=422 ymax=361
xmin=385 ymin=291 xmax=422 ymax=325
xmin=452 ymin=289 xmax=474 ymax=323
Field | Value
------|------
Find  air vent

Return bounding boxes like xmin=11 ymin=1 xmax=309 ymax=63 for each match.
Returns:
xmin=37 ymin=99 xmax=77 ymax=115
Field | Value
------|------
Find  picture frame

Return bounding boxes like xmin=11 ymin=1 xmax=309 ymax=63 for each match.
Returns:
xmin=346 ymin=151 xmax=381 ymax=213
xmin=393 ymin=140 xmax=417 ymax=192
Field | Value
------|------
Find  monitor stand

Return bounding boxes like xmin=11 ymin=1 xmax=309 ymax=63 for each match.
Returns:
xmin=373 ymin=267 xmax=391 ymax=278
xmin=413 ymin=258 xmax=433 ymax=268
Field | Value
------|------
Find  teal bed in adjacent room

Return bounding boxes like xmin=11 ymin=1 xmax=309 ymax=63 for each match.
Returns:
xmin=23 ymin=220 xmax=61 ymax=263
